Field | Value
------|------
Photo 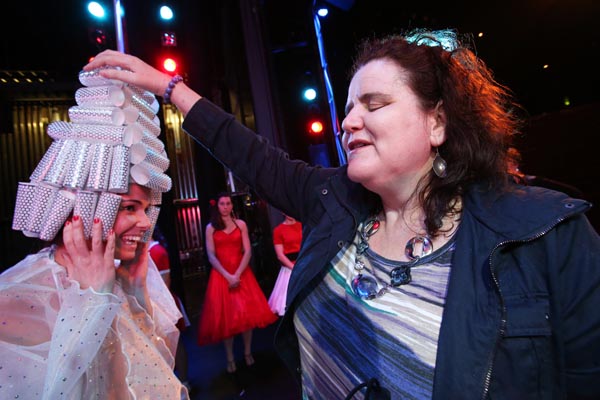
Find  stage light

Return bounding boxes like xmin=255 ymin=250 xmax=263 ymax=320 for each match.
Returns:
xmin=87 ymin=2 xmax=106 ymax=19
xmin=303 ymin=88 xmax=317 ymax=101
xmin=161 ymin=32 xmax=177 ymax=47
xmin=317 ymin=8 xmax=329 ymax=17
xmin=162 ymin=57 xmax=178 ymax=73
xmin=91 ymin=29 xmax=107 ymax=45
xmin=159 ymin=5 xmax=174 ymax=21
xmin=308 ymin=119 xmax=324 ymax=135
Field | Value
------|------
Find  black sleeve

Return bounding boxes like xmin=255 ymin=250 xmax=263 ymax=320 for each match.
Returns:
xmin=181 ymin=98 xmax=339 ymax=221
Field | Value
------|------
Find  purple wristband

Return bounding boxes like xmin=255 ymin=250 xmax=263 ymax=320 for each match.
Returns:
xmin=163 ymin=74 xmax=183 ymax=104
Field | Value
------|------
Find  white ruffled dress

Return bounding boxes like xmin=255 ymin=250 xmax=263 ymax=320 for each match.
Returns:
xmin=0 ymin=247 xmax=187 ymax=399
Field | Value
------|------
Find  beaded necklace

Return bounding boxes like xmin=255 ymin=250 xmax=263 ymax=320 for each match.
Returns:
xmin=351 ymin=216 xmax=433 ymax=300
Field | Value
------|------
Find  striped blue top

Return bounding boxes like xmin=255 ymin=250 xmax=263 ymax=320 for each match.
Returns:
xmin=294 ymin=228 xmax=455 ymax=399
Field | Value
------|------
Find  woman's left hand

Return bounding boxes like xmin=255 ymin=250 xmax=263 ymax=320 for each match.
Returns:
xmin=117 ymin=242 xmax=150 ymax=306
xmin=228 ymin=273 xmax=241 ymax=289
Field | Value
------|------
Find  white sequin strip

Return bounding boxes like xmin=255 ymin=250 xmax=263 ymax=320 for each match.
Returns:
xmin=78 ymin=68 xmax=124 ymax=87
xmin=130 ymin=144 xmax=169 ymax=172
xmin=71 ymin=123 xmax=126 ymax=144
xmin=39 ymin=190 xmax=76 ymax=241
xmin=29 ymin=140 xmax=64 ymax=182
xmin=141 ymin=205 xmax=161 ymax=243
xmin=108 ymin=145 xmax=130 ymax=193
xmin=149 ymin=190 xmax=162 ymax=206
xmin=68 ymin=106 xmax=126 ymax=126
xmin=126 ymin=84 xmax=159 ymax=112
xmin=64 ymin=141 xmax=93 ymax=189
xmin=140 ymin=131 xmax=165 ymax=153
xmin=75 ymin=190 xmax=100 ymax=239
xmin=94 ymin=192 xmax=121 ymax=240
xmin=123 ymin=106 xmax=161 ymax=137
xmin=25 ymin=184 xmax=58 ymax=236
xmin=43 ymin=139 xmax=76 ymax=187
xmin=130 ymin=162 xmax=172 ymax=192
xmin=122 ymin=86 xmax=156 ymax=121
xmin=75 ymin=85 xmax=125 ymax=108
xmin=12 ymin=182 xmax=37 ymax=231
xmin=86 ymin=143 xmax=113 ymax=191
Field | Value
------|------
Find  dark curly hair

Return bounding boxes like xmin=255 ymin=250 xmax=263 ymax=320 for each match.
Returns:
xmin=351 ymin=29 xmax=524 ymax=236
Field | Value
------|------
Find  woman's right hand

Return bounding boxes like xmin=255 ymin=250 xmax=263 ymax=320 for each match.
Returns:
xmin=83 ymin=50 xmax=202 ymax=115
xmin=61 ymin=216 xmax=116 ymax=293
xmin=226 ymin=273 xmax=241 ymax=289
xmin=83 ymin=50 xmax=171 ymax=96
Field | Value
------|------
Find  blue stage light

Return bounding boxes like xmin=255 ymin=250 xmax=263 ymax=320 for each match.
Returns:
xmin=160 ymin=5 xmax=174 ymax=21
xmin=303 ymin=88 xmax=317 ymax=101
xmin=317 ymin=8 xmax=329 ymax=17
xmin=87 ymin=2 xmax=106 ymax=19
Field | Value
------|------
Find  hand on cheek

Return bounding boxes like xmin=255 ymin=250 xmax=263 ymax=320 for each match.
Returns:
xmin=117 ymin=241 xmax=151 ymax=308
xmin=62 ymin=216 xmax=116 ymax=293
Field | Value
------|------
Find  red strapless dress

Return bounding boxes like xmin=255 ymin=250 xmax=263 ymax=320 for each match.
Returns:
xmin=197 ymin=227 xmax=277 ymax=345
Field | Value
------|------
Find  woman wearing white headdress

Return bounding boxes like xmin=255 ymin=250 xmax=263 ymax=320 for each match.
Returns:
xmin=0 ymin=72 xmax=188 ymax=399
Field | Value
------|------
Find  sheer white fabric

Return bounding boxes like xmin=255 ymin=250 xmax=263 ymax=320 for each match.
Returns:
xmin=0 ymin=247 xmax=188 ymax=399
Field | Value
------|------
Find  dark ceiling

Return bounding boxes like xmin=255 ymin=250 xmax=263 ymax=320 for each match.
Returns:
xmin=2 ymin=0 xmax=598 ymax=116
xmin=270 ymin=0 xmax=600 ymax=116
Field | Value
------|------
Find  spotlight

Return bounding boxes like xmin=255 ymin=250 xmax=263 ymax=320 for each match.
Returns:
xmin=317 ymin=7 xmax=329 ymax=17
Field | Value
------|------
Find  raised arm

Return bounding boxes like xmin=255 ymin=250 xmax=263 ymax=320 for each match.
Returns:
xmin=84 ymin=50 xmax=201 ymax=116
xmin=1 ymin=218 xmax=122 ymax=399
xmin=84 ymin=50 xmax=340 ymax=222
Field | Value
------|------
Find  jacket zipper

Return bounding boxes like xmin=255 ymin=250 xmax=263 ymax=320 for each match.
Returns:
xmin=480 ymin=210 xmax=580 ymax=399
xmin=480 ymin=241 xmax=507 ymax=400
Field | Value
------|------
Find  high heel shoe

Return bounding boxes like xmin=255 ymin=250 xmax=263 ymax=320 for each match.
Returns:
xmin=244 ymin=353 xmax=255 ymax=367
xmin=226 ymin=359 xmax=236 ymax=373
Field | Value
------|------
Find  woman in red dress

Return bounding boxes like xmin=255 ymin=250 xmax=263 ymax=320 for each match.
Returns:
xmin=268 ymin=214 xmax=302 ymax=316
xmin=197 ymin=193 xmax=276 ymax=373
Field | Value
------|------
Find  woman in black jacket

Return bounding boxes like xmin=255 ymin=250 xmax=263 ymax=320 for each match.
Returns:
xmin=85 ymin=29 xmax=600 ymax=399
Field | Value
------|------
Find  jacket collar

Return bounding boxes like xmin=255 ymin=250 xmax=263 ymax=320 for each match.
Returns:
xmin=463 ymin=182 xmax=591 ymax=241
xmin=329 ymin=173 xmax=590 ymax=242
xmin=327 ymin=165 xmax=381 ymax=225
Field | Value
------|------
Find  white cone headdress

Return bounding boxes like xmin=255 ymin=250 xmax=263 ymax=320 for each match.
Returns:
xmin=12 ymin=68 xmax=171 ymax=242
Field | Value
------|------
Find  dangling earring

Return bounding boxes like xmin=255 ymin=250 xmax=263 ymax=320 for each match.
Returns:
xmin=432 ymin=147 xmax=448 ymax=178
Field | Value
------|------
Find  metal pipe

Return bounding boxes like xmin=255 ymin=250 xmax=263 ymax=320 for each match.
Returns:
xmin=312 ymin=8 xmax=347 ymax=165
xmin=113 ymin=0 xmax=126 ymax=52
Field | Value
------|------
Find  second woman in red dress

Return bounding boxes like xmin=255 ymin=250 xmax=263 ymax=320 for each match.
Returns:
xmin=197 ymin=193 xmax=277 ymax=373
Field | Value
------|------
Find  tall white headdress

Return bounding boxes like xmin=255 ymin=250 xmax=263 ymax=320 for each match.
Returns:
xmin=12 ymin=68 xmax=172 ymax=242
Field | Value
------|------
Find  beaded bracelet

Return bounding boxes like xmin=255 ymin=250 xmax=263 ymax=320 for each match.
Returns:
xmin=163 ymin=74 xmax=183 ymax=104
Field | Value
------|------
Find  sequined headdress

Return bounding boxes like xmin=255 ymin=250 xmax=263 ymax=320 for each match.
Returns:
xmin=12 ymin=68 xmax=172 ymax=242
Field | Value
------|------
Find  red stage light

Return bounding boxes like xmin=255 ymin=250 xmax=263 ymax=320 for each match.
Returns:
xmin=308 ymin=120 xmax=324 ymax=135
xmin=163 ymin=58 xmax=177 ymax=73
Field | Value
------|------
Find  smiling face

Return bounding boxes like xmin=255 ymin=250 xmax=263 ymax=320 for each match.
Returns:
xmin=113 ymin=183 xmax=152 ymax=261
xmin=341 ymin=58 xmax=446 ymax=197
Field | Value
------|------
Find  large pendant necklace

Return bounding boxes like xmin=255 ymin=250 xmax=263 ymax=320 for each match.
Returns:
xmin=351 ymin=216 xmax=433 ymax=300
